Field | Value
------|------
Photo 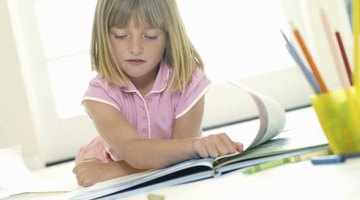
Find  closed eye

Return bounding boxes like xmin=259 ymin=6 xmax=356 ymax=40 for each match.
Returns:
xmin=113 ymin=34 xmax=128 ymax=40
xmin=144 ymin=35 xmax=158 ymax=40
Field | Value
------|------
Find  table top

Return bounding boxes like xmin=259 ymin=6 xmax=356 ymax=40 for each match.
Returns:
xmin=3 ymin=107 xmax=360 ymax=200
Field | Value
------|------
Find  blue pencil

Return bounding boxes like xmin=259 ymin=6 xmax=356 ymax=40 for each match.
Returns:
xmin=281 ymin=30 xmax=322 ymax=94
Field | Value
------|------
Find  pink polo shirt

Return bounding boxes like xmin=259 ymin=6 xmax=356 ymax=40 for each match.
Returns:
xmin=76 ymin=62 xmax=211 ymax=163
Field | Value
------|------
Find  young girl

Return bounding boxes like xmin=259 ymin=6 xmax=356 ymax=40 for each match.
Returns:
xmin=73 ymin=0 xmax=243 ymax=187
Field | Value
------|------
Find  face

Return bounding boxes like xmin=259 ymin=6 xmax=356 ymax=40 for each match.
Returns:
xmin=109 ymin=16 xmax=167 ymax=84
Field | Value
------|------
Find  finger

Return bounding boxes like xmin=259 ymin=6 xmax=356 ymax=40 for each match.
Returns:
xmin=72 ymin=166 xmax=78 ymax=174
xmin=236 ymin=142 xmax=244 ymax=152
xmin=198 ymin=145 xmax=210 ymax=158
xmin=217 ymin=133 xmax=237 ymax=155
xmin=194 ymin=138 xmax=209 ymax=158
xmin=82 ymin=179 xmax=94 ymax=187
xmin=77 ymin=177 xmax=83 ymax=187
xmin=206 ymin=135 xmax=220 ymax=158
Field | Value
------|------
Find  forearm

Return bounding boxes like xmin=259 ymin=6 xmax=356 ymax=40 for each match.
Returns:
xmin=73 ymin=159 xmax=145 ymax=187
xmin=120 ymin=137 xmax=197 ymax=169
xmin=84 ymin=99 xmax=241 ymax=171
xmin=108 ymin=160 xmax=146 ymax=176
xmin=120 ymin=133 xmax=243 ymax=169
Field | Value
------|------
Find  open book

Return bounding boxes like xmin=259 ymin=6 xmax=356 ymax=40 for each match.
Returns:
xmin=68 ymin=82 xmax=328 ymax=200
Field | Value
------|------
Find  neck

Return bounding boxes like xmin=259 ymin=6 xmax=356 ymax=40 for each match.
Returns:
xmin=130 ymin=66 xmax=160 ymax=97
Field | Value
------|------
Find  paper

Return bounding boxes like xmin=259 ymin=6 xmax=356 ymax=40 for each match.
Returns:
xmin=206 ymin=82 xmax=286 ymax=150
xmin=0 ymin=145 xmax=76 ymax=198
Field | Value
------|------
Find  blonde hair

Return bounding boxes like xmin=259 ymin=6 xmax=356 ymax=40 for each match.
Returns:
xmin=90 ymin=0 xmax=204 ymax=91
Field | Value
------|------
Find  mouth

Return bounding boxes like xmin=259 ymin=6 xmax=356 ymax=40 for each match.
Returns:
xmin=126 ymin=59 xmax=145 ymax=65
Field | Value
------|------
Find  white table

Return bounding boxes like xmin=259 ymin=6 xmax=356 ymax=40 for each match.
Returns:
xmin=4 ymin=107 xmax=360 ymax=200
xmin=124 ymin=156 xmax=360 ymax=200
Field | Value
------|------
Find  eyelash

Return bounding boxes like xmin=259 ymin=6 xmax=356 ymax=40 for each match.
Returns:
xmin=113 ymin=34 xmax=157 ymax=40
xmin=145 ymin=35 xmax=157 ymax=40
xmin=114 ymin=35 xmax=127 ymax=39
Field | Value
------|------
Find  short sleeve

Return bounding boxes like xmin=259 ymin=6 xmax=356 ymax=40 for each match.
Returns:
xmin=175 ymin=69 xmax=212 ymax=118
xmin=82 ymin=75 xmax=120 ymax=111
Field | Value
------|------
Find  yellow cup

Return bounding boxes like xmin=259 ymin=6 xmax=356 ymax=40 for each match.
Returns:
xmin=310 ymin=87 xmax=360 ymax=154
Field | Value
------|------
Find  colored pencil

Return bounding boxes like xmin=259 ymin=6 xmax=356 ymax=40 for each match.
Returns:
xmin=335 ymin=31 xmax=353 ymax=85
xmin=243 ymin=149 xmax=330 ymax=174
xmin=281 ymin=30 xmax=321 ymax=93
xmin=320 ymin=8 xmax=351 ymax=88
xmin=291 ymin=23 xmax=329 ymax=93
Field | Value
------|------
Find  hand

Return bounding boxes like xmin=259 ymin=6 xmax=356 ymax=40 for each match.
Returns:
xmin=73 ymin=159 xmax=145 ymax=187
xmin=73 ymin=159 xmax=114 ymax=187
xmin=194 ymin=133 xmax=243 ymax=158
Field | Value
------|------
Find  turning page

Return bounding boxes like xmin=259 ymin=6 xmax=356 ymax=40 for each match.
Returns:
xmin=230 ymin=82 xmax=286 ymax=149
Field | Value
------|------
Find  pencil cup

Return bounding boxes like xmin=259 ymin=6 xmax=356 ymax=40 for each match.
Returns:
xmin=310 ymin=87 xmax=360 ymax=154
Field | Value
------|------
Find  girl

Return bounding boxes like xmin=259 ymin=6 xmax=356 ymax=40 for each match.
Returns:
xmin=73 ymin=0 xmax=243 ymax=187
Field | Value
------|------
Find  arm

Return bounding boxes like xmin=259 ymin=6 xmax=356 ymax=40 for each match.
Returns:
xmin=83 ymin=100 xmax=194 ymax=169
xmin=172 ymin=97 xmax=244 ymax=158
xmin=73 ymin=159 xmax=144 ymax=187
xmin=73 ymin=99 xmax=196 ymax=187
xmin=84 ymin=97 xmax=242 ymax=170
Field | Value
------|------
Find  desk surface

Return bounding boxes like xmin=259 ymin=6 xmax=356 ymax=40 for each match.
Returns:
xmin=125 ymin=156 xmax=360 ymax=200
xmin=4 ymin=107 xmax=360 ymax=200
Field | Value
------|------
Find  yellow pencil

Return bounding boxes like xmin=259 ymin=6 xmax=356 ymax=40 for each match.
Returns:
xmin=354 ymin=0 xmax=359 ymax=89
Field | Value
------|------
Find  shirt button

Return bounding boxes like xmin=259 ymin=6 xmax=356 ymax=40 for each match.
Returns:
xmin=142 ymin=128 xmax=147 ymax=134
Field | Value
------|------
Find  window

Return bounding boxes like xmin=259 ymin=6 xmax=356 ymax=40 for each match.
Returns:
xmin=34 ymin=0 xmax=97 ymax=119
xmin=178 ymin=0 xmax=293 ymax=82
xmin=38 ymin=0 xmax=294 ymax=119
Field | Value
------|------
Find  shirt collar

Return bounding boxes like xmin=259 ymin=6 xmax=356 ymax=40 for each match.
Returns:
xmin=120 ymin=60 xmax=170 ymax=93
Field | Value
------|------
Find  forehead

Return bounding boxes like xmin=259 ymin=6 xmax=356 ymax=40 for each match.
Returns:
xmin=108 ymin=1 xmax=165 ymax=30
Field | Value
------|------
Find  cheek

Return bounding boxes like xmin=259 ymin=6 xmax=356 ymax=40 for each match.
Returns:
xmin=155 ymin=43 xmax=166 ymax=58
xmin=157 ymin=47 xmax=166 ymax=58
xmin=152 ymin=49 xmax=165 ymax=63
xmin=111 ymin=45 xmax=126 ymax=61
xmin=110 ymin=38 xmax=124 ymax=55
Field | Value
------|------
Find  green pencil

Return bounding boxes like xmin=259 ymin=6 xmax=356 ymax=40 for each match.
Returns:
xmin=242 ymin=149 xmax=331 ymax=175
xmin=242 ymin=157 xmax=291 ymax=174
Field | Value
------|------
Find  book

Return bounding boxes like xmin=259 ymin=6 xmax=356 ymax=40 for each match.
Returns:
xmin=68 ymin=82 xmax=328 ymax=200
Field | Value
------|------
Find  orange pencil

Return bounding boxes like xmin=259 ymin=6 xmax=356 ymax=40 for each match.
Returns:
xmin=291 ymin=23 xmax=329 ymax=93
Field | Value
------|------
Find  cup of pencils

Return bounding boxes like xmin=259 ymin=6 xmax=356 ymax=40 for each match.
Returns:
xmin=281 ymin=2 xmax=360 ymax=154
xmin=310 ymin=87 xmax=360 ymax=154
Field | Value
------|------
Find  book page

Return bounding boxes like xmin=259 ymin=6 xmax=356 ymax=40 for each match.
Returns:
xmin=0 ymin=146 xmax=76 ymax=198
xmin=230 ymin=82 xmax=286 ymax=149
xmin=205 ymin=82 xmax=286 ymax=150
xmin=213 ymin=129 xmax=328 ymax=169
xmin=242 ymin=84 xmax=286 ymax=148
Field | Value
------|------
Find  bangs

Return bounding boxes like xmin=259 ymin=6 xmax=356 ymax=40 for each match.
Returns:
xmin=108 ymin=0 xmax=166 ymax=30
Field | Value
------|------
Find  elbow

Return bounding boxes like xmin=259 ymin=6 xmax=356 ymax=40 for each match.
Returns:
xmin=123 ymin=157 xmax=148 ymax=169
xmin=124 ymin=156 xmax=169 ymax=170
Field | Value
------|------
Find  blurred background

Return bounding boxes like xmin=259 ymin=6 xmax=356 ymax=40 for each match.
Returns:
xmin=0 ymin=0 xmax=352 ymax=170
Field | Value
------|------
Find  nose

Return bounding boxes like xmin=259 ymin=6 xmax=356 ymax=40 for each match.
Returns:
xmin=129 ymin=37 xmax=144 ymax=55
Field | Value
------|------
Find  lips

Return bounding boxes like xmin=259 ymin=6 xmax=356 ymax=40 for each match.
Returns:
xmin=126 ymin=59 xmax=145 ymax=65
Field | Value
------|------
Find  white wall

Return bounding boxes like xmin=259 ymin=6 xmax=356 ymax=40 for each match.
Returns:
xmin=0 ymin=0 xmax=44 ymax=170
